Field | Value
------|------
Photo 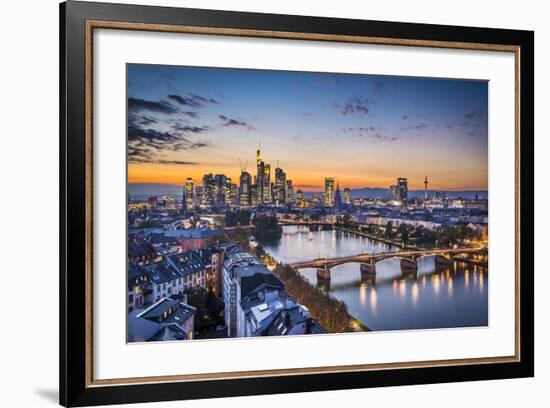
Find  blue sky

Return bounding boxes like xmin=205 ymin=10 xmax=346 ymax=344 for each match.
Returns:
xmin=127 ymin=64 xmax=488 ymax=191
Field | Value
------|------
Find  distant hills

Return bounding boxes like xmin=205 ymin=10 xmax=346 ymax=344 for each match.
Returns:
xmin=344 ymin=188 xmax=488 ymax=200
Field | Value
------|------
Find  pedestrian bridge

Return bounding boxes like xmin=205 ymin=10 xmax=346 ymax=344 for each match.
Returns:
xmin=287 ymin=247 xmax=487 ymax=280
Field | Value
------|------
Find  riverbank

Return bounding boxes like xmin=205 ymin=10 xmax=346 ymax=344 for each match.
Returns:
xmin=336 ymin=227 xmax=416 ymax=250
xmin=337 ymin=227 xmax=488 ymax=267
xmin=348 ymin=315 xmax=370 ymax=332
xmin=266 ymin=259 xmax=370 ymax=334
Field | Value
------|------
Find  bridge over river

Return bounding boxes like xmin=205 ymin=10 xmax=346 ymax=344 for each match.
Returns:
xmin=288 ymin=247 xmax=487 ymax=280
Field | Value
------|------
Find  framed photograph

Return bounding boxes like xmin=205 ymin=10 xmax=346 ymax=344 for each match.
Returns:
xmin=60 ymin=1 xmax=534 ymax=406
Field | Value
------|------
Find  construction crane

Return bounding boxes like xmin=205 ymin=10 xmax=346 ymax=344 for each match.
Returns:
xmin=238 ymin=158 xmax=248 ymax=173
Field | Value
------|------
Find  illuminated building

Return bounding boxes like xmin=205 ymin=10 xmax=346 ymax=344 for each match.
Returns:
xmin=424 ymin=175 xmax=429 ymax=206
xmin=263 ymin=163 xmax=272 ymax=204
xmin=312 ymin=192 xmax=320 ymax=204
xmin=389 ymin=184 xmax=398 ymax=200
xmin=194 ymin=186 xmax=203 ymax=207
xmin=239 ymin=171 xmax=252 ymax=205
xmin=285 ymin=180 xmax=294 ymax=203
xmin=202 ymin=174 xmax=216 ymax=206
xmin=250 ymin=184 xmax=258 ymax=206
xmin=333 ymin=182 xmax=343 ymax=211
xmin=147 ymin=196 xmax=158 ymax=209
xmin=397 ymin=177 xmax=408 ymax=201
xmin=185 ymin=177 xmax=194 ymax=207
xmin=324 ymin=177 xmax=335 ymax=207
xmin=256 ymin=147 xmax=265 ymax=204
xmin=343 ymin=188 xmax=351 ymax=205
xmin=296 ymin=189 xmax=305 ymax=207
xmin=274 ymin=166 xmax=286 ymax=206
xmin=163 ymin=196 xmax=176 ymax=209
xmin=229 ymin=182 xmax=238 ymax=205
xmin=214 ymin=174 xmax=228 ymax=206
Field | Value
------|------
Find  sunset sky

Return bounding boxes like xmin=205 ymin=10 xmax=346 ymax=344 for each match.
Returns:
xmin=127 ymin=64 xmax=488 ymax=192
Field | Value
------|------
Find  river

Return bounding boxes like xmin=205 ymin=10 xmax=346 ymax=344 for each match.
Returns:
xmin=263 ymin=225 xmax=488 ymax=331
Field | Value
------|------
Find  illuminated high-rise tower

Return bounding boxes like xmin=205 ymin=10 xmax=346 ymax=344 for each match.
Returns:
xmin=343 ymin=188 xmax=351 ymax=205
xmin=185 ymin=177 xmax=194 ymax=207
xmin=424 ymin=174 xmax=429 ymax=201
xmin=274 ymin=165 xmax=286 ymax=206
xmin=397 ymin=177 xmax=408 ymax=201
xmin=324 ymin=177 xmax=335 ymax=207
xmin=239 ymin=171 xmax=251 ymax=205
xmin=263 ymin=163 xmax=271 ymax=204
xmin=333 ymin=182 xmax=343 ymax=212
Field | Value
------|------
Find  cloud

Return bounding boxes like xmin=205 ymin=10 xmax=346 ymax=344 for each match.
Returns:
xmin=189 ymin=93 xmax=219 ymax=104
xmin=343 ymin=126 xmax=402 ymax=142
xmin=218 ymin=115 xmax=255 ymax=130
xmin=400 ymin=123 xmax=427 ymax=132
xmin=127 ymin=115 xmax=211 ymax=163
xmin=172 ymin=124 xmax=210 ymax=134
xmin=155 ymin=160 xmax=199 ymax=165
xmin=338 ymin=97 xmax=371 ymax=116
xmin=168 ymin=93 xmax=218 ymax=108
xmin=128 ymin=98 xmax=178 ymax=114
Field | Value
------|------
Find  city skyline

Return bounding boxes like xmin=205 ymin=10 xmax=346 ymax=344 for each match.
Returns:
xmin=128 ymin=64 xmax=488 ymax=191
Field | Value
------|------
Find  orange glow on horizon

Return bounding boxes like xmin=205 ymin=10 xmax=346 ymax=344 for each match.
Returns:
xmin=128 ymin=163 xmax=487 ymax=191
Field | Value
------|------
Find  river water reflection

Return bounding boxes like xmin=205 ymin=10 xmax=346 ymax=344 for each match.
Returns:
xmin=264 ymin=226 xmax=488 ymax=331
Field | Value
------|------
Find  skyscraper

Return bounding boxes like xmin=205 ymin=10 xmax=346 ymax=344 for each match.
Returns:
xmin=343 ymin=188 xmax=351 ymax=205
xmin=263 ymin=163 xmax=272 ymax=204
xmin=181 ymin=185 xmax=187 ymax=211
xmin=185 ymin=177 xmax=194 ymax=207
xmin=256 ymin=147 xmax=265 ymax=204
xmin=229 ymin=182 xmax=238 ymax=205
xmin=147 ymin=196 xmax=158 ymax=209
xmin=214 ymin=174 xmax=228 ymax=206
xmin=333 ymin=182 xmax=343 ymax=212
xmin=389 ymin=185 xmax=398 ymax=200
xmin=424 ymin=174 xmax=429 ymax=203
xmin=324 ymin=177 xmax=335 ymax=207
xmin=194 ymin=185 xmax=204 ymax=207
xmin=239 ymin=170 xmax=252 ymax=205
xmin=285 ymin=180 xmax=294 ymax=203
xmin=296 ymin=189 xmax=305 ymax=207
xmin=274 ymin=166 xmax=286 ymax=206
xmin=202 ymin=174 xmax=216 ymax=206
xmin=397 ymin=177 xmax=408 ymax=201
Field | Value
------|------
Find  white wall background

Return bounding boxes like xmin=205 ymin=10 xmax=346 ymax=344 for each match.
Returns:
xmin=0 ymin=0 xmax=545 ymax=407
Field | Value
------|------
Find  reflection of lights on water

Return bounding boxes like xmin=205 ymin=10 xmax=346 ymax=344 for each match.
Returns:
xmin=465 ymin=270 xmax=470 ymax=288
xmin=473 ymin=271 xmax=478 ymax=288
xmin=447 ymin=277 xmax=453 ymax=297
xmin=392 ymin=279 xmax=398 ymax=296
xmin=411 ymin=282 xmax=419 ymax=306
xmin=422 ymin=275 xmax=427 ymax=288
xmin=370 ymin=287 xmax=378 ymax=315
xmin=479 ymin=271 xmax=484 ymax=292
xmin=359 ymin=283 xmax=367 ymax=306
xmin=399 ymin=280 xmax=407 ymax=298
xmin=432 ymin=274 xmax=441 ymax=295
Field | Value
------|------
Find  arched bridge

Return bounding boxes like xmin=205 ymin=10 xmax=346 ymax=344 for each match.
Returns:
xmin=287 ymin=247 xmax=487 ymax=280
